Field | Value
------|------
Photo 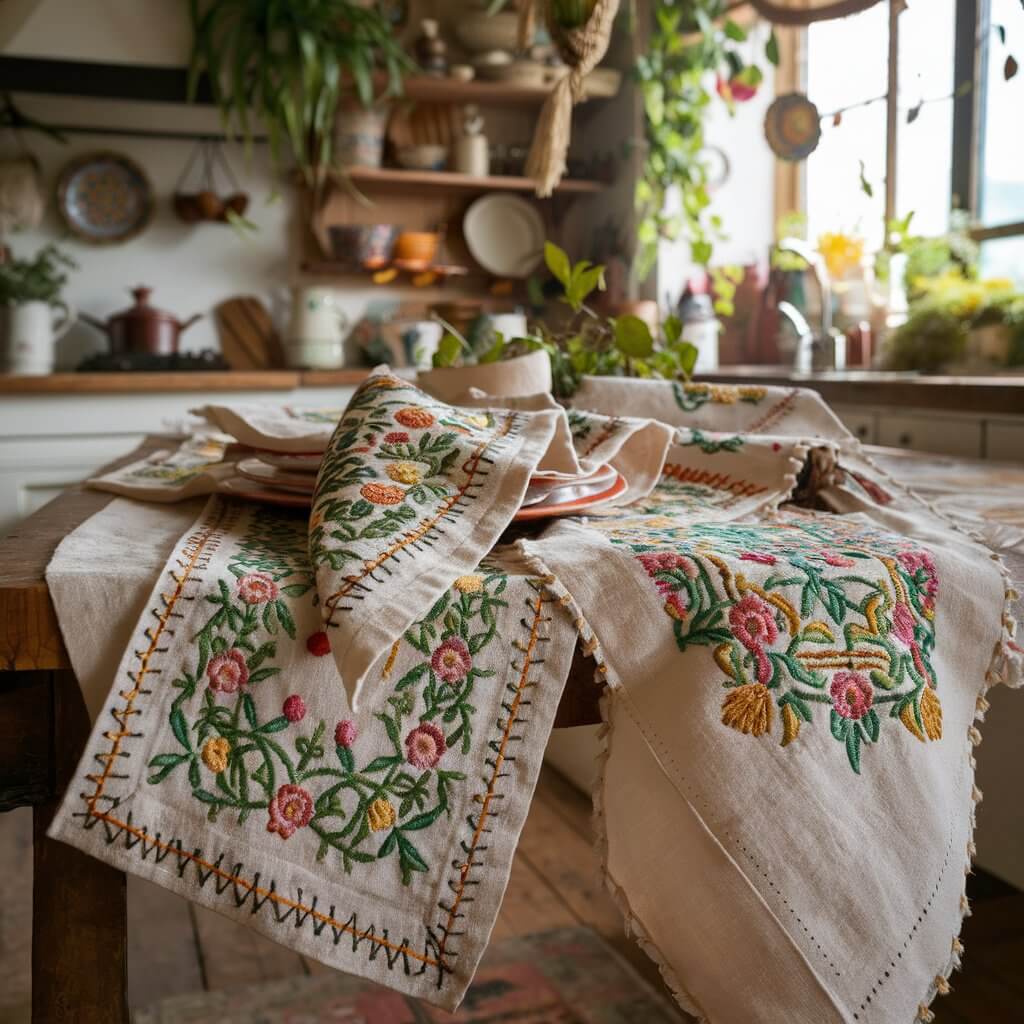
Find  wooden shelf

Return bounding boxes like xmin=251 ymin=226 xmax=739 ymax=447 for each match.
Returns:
xmin=339 ymin=166 xmax=605 ymax=195
xmin=0 ymin=370 xmax=386 ymax=395
xmin=382 ymin=72 xmax=618 ymax=106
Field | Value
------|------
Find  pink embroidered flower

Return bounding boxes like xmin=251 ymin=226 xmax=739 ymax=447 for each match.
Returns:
xmin=898 ymin=549 xmax=939 ymax=599
xmin=891 ymin=603 xmax=917 ymax=646
xmin=306 ymin=630 xmax=331 ymax=657
xmin=236 ymin=571 xmax=279 ymax=605
xmin=283 ymin=695 xmax=306 ymax=722
xmin=405 ymin=722 xmax=446 ymax=769
xmin=383 ymin=431 xmax=410 ymax=445
xmin=266 ymin=784 xmax=314 ymax=839
xmin=820 ymin=550 xmax=856 ymax=568
xmin=740 ymin=551 xmax=777 ymax=566
xmin=207 ymin=648 xmax=249 ymax=694
xmin=334 ymin=720 xmax=357 ymax=747
xmin=637 ymin=551 xmax=698 ymax=578
xmin=728 ymin=594 xmax=779 ymax=652
xmin=830 ymin=671 xmax=874 ymax=720
xmin=431 ymin=637 xmax=472 ymax=684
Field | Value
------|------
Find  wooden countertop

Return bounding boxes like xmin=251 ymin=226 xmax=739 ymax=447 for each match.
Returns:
xmin=696 ymin=367 xmax=1024 ymax=417
xmin=0 ymin=368 xmax=382 ymax=394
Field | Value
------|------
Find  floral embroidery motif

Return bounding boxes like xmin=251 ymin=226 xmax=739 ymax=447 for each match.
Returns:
xmin=146 ymin=510 xmax=512 ymax=883
xmin=672 ymin=381 xmax=767 ymax=411
xmin=678 ymin=428 xmax=746 ymax=454
xmin=627 ymin=513 xmax=942 ymax=774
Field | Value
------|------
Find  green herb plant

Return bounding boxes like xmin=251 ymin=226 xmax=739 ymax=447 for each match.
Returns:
xmin=431 ymin=242 xmax=699 ymax=398
xmin=0 ymin=244 xmax=77 ymax=305
xmin=187 ymin=0 xmax=412 ymax=188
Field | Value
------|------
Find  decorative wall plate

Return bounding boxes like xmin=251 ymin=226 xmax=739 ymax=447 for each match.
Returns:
xmin=464 ymin=194 xmax=545 ymax=278
xmin=56 ymin=151 xmax=154 ymax=244
xmin=764 ymin=93 xmax=822 ymax=162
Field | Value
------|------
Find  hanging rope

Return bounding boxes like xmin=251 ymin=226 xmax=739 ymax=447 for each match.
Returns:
xmin=522 ymin=0 xmax=621 ymax=197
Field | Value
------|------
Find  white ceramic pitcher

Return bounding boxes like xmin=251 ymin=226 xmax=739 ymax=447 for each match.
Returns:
xmin=285 ymin=287 xmax=349 ymax=369
xmin=0 ymin=299 xmax=76 ymax=375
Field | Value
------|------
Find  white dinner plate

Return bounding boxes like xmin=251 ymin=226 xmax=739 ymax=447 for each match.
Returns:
xmin=463 ymin=194 xmax=545 ymax=278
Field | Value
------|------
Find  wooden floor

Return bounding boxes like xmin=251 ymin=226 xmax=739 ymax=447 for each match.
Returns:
xmin=1 ymin=765 xmax=1022 ymax=1022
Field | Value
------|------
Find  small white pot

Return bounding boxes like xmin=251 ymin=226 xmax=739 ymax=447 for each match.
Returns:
xmin=417 ymin=349 xmax=552 ymax=402
xmin=0 ymin=299 xmax=76 ymax=375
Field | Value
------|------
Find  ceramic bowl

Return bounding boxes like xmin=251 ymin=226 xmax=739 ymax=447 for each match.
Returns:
xmin=328 ymin=224 xmax=401 ymax=268
xmin=394 ymin=230 xmax=439 ymax=266
xmin=455 ymin=11 xmax=519 ymax=53
xmin=395 ymin=145 xmax=449 ymax=171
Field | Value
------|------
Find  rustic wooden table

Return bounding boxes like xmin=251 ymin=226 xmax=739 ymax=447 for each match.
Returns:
xmin=0 ymin=437 xmax=600 ymax=1022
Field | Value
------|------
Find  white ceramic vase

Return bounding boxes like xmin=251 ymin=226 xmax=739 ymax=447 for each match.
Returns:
xmin=0 ymin=299 xmax=76 ymax=375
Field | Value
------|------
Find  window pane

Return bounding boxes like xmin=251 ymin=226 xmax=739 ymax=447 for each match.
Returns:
xmin=978 ymin=0 xmax=1024 ymax=228
xmin=896 ymin=0 xmax=955 ymax=236
xmin=980 ymin=236 xmax=1024 ymax=285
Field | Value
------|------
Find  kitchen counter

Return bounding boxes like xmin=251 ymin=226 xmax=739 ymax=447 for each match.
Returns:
xmin=0 ymin=368 xmax=384 ymax=394
xmin=695 ymin=367 xmax=1024 ymax=417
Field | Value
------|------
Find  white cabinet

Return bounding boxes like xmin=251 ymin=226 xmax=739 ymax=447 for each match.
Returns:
xmin=831 ymin=404 xmax=877 ymax=445
xmin=0 ymin=386 xmax=358 ymax=537
xmin=876 ymin=413 xmax=984 ymax=458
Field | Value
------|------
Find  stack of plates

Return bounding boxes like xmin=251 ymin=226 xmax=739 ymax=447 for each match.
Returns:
xmin=219 ymin=452 xmax=321 ymax=508
xmin=220 ymin=453 xmax=624 ymax=519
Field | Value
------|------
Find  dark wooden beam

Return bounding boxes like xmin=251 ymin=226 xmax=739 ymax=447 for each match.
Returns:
xmin=951 ymin=0 xmax=980 ymax=213
xmin=0 ymin=55 xmax=214 ymax=105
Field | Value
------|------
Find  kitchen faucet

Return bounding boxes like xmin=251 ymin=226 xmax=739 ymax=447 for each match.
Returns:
xmin=775 ymin=236 xmax=845 ymax=372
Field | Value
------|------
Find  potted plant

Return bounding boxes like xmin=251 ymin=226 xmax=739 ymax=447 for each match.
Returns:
xmin=418 ymin=242 xmax=699 ymax=400
xmin=187 ymin=0 xmax=412 ymax=191
xmin=0 ymin=244 xmax=77 ymax=375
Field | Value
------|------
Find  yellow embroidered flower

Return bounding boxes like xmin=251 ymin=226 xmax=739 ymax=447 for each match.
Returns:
xmin=899 ymin=687 xmax=942 ymax=742
xmin=454 ymin=574 xmax=484 ymax=594
xmin=737 ymin=385 xmax=767 ymax=402
xmin=709 ymin=384 xmax=738 ymax=404
xmin=721 ymin=683 xmax=772 ymax=736
xmin=781 ymin=703 xmax=801 ymax=746
xmin=201 ymin=737 xmax=231 ymax=773
xmin=386 ymin=461 xmax=423 ymax=485
xmin=464 ymin=413 xmax=491 ymax=429
xmin=921 ymin=686 xmax=942 ymax=740
xmin=367 ymin=797 xmax=396 ymax=832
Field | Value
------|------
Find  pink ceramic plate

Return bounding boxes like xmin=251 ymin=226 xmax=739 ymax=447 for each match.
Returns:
xmin=512 ymin=473 xmax=627 ymax=521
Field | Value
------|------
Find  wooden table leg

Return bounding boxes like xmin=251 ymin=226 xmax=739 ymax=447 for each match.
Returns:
xmin=32 ymin=670 xmax=128 ymax=1024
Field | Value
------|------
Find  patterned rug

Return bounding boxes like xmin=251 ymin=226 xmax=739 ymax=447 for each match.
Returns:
xmin=134 ymin=927 xmax=682 ymax=1023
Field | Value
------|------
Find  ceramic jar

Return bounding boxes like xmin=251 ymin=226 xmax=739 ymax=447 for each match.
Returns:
xmin=0 ymin=299 xmax=76 ymax=375
xmin=335 ymin=103 xmax=389 ymax=169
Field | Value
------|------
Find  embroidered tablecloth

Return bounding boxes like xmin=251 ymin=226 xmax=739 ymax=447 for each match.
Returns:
xmin=47 ymin=374 xmax=1020 ymax=1020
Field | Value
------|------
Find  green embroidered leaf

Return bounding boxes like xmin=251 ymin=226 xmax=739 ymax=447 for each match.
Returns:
xmin=401 ymin=804 xmax=445 ymax=831
xmin=377 ymin=829 xmax=398 ymax=858
xmin=336 ymin=745 xmax=355 ymax=772
xmin=870 ymin=669 xmax=897 ymax=691
xmin=281 ymin=583 xmax=312 ymax=597
xmin=830 ymin=708 xmax=848 ymax=741
xmin=363 ymin=754 xmax=401 ymax=773
xmin=348 ymin=499 xmax=374 ymax=519
xmin=170 ymin=707 xmax=190 ymax=750
xmin=845 ymin=727 xmax=862 ymax=774
xmin=377 ymin=712 xmax=400 ymax=749
xmin=242 ymin=693 xmax=258 ymax=729
xmin=395 ymin=663 xmax=430 ymax=690
xmin=248 ymin=667 xmax=281 ymax=684
xmin=192 ymin=788 xmax=222 ymax=804
xmin=257 ymin=715 xmax=290 ymax=734
xmin=147 ymin=753 xmax=188 ymax=784
xmin=275 ymin=600 xmax=296 ymax=639
xmin=862 ymin=708 xmax=880 ymax=742
xmin=188 ymin=758 xmax=201 ymax=789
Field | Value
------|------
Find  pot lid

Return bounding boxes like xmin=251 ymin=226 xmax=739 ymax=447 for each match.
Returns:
xmin=109 ymin=286 xmax=181 ymax=325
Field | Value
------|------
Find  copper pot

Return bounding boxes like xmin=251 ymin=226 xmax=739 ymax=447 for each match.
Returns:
xmin=81 ymin=286 xmax=202 ymax=356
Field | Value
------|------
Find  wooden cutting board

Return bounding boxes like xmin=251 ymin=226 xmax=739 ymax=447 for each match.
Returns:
xmin=215 ymin=296 xmax=285 ymax=369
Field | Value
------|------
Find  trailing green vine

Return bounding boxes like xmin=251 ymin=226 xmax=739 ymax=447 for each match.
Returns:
xmin=634 ymin=1 xmax=777 ymax=279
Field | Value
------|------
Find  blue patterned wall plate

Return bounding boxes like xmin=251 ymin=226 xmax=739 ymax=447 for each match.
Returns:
xmin=56 ymin=151 xmax=154 ymax=244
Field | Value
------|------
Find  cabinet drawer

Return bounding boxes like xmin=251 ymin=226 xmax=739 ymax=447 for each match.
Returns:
xmin=877 ymin=415 xmax=983 ymax=457
xmin=831 ymin=404 xmax=876 ymax=445
xmin=986 ymin=421 xmax=1024 ymax=462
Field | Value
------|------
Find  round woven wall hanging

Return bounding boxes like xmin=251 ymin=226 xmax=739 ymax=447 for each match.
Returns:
xmin=764 ymin=92 xmax=822 ymax=161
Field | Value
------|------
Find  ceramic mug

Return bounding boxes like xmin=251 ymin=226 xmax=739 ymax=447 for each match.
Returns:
xmin=0 ymin=299 xmax=76 ymax=375
xmin=285 ymin=288 xmax=349 ymax=369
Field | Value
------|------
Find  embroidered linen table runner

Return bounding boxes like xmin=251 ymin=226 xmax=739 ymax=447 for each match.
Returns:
xmin=47 ymin=375 xmax=1019 ymax=1021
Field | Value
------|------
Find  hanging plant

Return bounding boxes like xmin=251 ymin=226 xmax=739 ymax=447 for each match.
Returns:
xmin=634 ymin=2 xmax=775 ymax=279
xmin=187 ymin=0 xmax=412 ymax=190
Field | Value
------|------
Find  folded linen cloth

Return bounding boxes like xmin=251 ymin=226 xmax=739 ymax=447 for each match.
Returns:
xmin=47 ymin=373 xmax=1020 ymax=1021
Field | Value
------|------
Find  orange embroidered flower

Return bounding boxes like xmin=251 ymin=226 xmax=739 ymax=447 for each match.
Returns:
xmin=267 ymin=784 xmax=314 ymax=840
xmin=201 ymin=736 xmax=231 ymax=773
xmin=360 ymin=482 xmax=405 ymax=505
xmin=721 ymin=683 xmax=772 ymax=736
xmin=394 ymin=406 xmax=435 ymax=429
xmin=367 ymin=797 xmax=396 ymax=832
xmin=454 ymin=574 xmax=484 ymax=593
xmin=386 ymin=461 xmax=423 ymax=485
